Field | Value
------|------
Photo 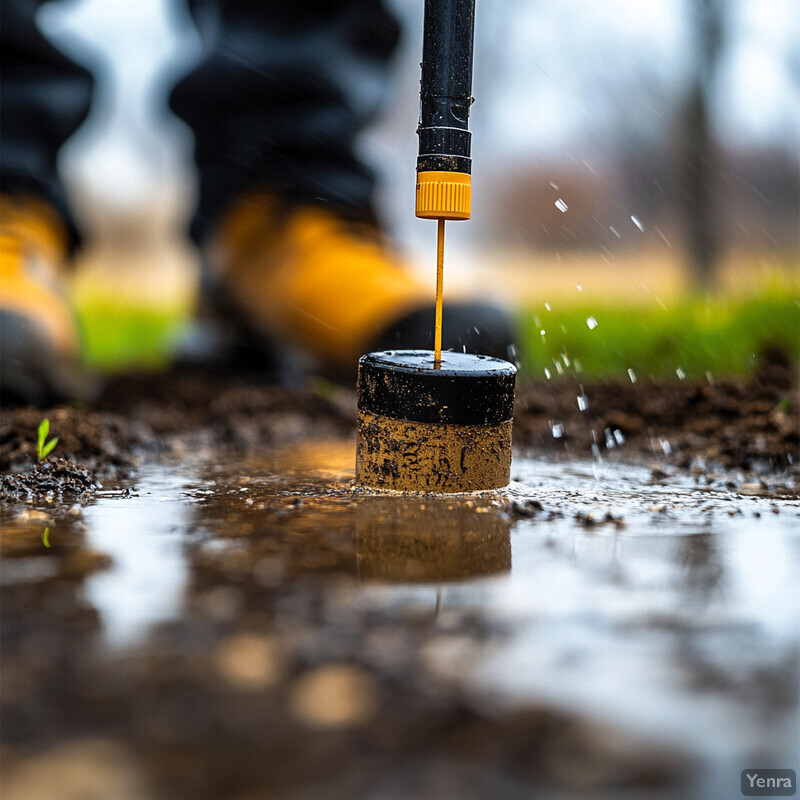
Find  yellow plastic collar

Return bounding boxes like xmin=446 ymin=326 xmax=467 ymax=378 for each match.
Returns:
xmin=415 ymin=171 xmax=471 ymax=221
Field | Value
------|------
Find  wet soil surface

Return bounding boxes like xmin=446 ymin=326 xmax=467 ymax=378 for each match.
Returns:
xmin=1 ymin=365 xmax=798 ymax=799
xmin=514 ymin=361 xmax=798 ymax=474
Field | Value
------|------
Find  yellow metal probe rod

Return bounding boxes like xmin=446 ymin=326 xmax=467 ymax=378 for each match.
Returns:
xmin=434 ymin=218 xmax=445 ymax=366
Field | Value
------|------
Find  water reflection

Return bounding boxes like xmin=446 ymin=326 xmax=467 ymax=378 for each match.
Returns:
xmin=2 ymin=442 xmax=799 ymax=797
xmin=186 ymin=442 xmax=511 ymax=585
xmin=355 ymin=497 xmax=510 ymax=583
xmin=676 ymin=532 xmax=725 ymax=601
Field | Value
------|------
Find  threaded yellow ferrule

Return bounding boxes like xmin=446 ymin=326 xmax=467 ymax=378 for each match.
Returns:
xmin=415 ymin=171 xmax=471 ymax=220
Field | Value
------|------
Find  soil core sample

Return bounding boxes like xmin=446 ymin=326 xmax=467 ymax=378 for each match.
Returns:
xmin=356 ymin=350 xmax=516 ymax=492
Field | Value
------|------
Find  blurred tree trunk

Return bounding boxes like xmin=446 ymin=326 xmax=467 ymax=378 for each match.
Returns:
xmin=679 ymin=0 xmax=725 ymax=291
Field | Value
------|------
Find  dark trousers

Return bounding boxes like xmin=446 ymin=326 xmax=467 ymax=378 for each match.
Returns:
xmin=1 ymin=0 xmax=401 ymax=245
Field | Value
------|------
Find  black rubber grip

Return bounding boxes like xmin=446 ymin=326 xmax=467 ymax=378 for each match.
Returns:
xmin=417 ymin=0 xmax=475 ymax=172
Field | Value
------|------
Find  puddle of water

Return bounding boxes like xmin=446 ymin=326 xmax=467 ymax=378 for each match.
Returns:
xmin=81 ymin=467 xmax=194 ymax=648
xmin=3 ymin=440 xmax=799 ymax=791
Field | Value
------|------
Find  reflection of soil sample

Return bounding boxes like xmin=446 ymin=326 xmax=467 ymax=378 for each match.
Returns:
xmin=354 ymin=497 xmax=511 ymax=582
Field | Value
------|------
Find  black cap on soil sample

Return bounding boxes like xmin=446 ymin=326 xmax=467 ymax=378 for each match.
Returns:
xmin=356 ymin=350 xmax=517 ymax=492
xmin=357 ymin=351 xmax=515 ymax=425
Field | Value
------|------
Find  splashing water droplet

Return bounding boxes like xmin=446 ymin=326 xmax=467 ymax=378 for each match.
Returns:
xmin=631 ymin=215 xmax=644 ymax=231
xmin=706 ymin=370 xmax=714 ymax=385
xmin=586 ymin=316 xmax=598 ymax=330
xmin=614 ymin=429 xmax=625 ymax=445
xmin=555 ymin=198 xmax=568 ymax=213
xmin=540 ymin=329 xmax=546 ymax=336
xmin=676 ymin=367 xmax=686 ymax=380
xmin=550 ymin=181 xmax=559 ymax=190
xmin=562 ymin=353 xmax=570 ymax=367
xmin=660 ymin=438 xmax=672 ymax=456
xmin=627 ymin=368 xmax=637 ymax=383
xmin=609 ymin=226 xmax=621 ymax=238
xmin=555 ymin=361 xmax=563 ymax=375
xmin=544 ymin=368 xmax=551 ymax=380
xmin=576 ymin=284 xmax=583 ymax=292
xmin=577 ymin=388 xmax=588 ymax=411
xmin=605 ymin=427 xmax=615 ymax=449
xmin=544 ymin=302 xmax=551 ymax=311
xmin=549 ymin=421 xmax=563 ymax=439
xmin=655 ymin=225 xmax=672 ymax=247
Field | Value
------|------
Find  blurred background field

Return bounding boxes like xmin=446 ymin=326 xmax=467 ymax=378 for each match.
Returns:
xmin=38 ymin=0 xmax=798 ymax=378
xmin=71 ymin=250 xmax=798 ymax=377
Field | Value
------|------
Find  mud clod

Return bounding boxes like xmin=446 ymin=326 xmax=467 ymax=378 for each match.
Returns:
xmin=0 ymin=458 xmax=99 ymax=504
xmin=508 ymin=499 xmax=544 ymax=518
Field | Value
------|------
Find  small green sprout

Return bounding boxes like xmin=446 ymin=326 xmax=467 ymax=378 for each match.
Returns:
xmin=37 ymin=418 xmax=58 ymax=461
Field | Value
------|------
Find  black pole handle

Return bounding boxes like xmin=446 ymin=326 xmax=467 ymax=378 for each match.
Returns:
xmin=417 ymin=0 xmax=476 ymax=175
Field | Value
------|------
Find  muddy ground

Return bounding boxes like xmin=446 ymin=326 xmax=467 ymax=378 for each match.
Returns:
xmin=1 ymin=364 xmax=798 ymax=800
xmin=2 ymin=359 xmax=796 ymax=485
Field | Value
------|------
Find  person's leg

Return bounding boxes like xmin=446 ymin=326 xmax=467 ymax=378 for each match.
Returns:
xmin=1 ymin=0 xmax=93 ymax=245
xmin=0 ymin=0 xmax=93 ymax=404
xmin=169 ymin=0 xmax=398 ymax=238
xmin=170 ymin=0 xmax=514 ymax=372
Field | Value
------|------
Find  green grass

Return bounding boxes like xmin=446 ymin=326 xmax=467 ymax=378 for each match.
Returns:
xmin=76 ymin=303 xmax=193 ymax=371
xmin=74 ymin=281 xmax=798 ymax=380
xmin=517 ymin=287 xmax=799 ymax=380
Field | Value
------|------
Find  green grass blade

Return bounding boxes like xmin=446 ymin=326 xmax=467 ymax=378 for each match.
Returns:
xmin=37 ymin=419 xmax=49 ymax=458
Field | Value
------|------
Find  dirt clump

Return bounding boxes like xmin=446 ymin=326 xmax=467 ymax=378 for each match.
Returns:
xmin=0 ymin=458 xmax=99 ymax=504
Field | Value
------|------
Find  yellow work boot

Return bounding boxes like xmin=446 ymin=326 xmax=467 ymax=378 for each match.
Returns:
xmin=208 ymin=194 xmax=515 ymax=374
xmin=0 ymin=195 xmax=85 ymax=405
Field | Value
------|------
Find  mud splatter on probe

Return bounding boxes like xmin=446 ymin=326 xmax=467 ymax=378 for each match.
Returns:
xmin=415 ymin=0 xmax=475 ymax=364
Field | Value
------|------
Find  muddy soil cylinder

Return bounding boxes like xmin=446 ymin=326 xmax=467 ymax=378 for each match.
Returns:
xmin=356 ymin=350 xmax=516 ymax=492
